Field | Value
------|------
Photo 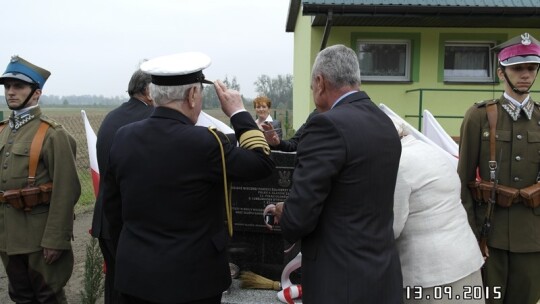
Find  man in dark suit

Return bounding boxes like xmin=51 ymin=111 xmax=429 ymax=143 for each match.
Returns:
xmin=102 ymin=52 xmax=274 ymax=304
xmin=270 ymin=45 xmax=403 ymax=303
xmin=91 ymin=68 xmax=154 ymax=304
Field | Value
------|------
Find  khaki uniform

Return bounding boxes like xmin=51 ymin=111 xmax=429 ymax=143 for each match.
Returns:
xmin=458 ymin=96 xmax=540 ymax=304
xmin=0 ymin=106 xmax=81 ymax=303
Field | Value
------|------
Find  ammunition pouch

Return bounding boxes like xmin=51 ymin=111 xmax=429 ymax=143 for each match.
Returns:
xmin=467 ymin=180 xmax=483 ymax=203
xmin=1 ymin=182 xmax=53 ymax=212
xmin=519 ymin=183 xmax=540 ymax=209
xmin=3 ymin=189 xmax=25 ymax=210
xmin=468 ymin=180 xmax=520 ymax=208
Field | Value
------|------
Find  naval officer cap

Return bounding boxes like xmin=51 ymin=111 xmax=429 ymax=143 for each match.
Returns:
xmin=140 ymin=52 xmax=214 ymax=86
xmin=0 ymin=55 xmax=51 ymax=89
xmin=492 ymin=33 xmax=540 ymax=66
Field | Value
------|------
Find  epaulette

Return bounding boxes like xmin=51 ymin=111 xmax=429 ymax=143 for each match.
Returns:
xmin=474 ymin=99 xmax=498 ymax=108
xmin=39 ymin=115 xmax=61 ymax=128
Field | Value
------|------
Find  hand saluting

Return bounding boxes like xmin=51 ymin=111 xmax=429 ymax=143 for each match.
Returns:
xmin=214 ymin=80 xmax=245 ymax=117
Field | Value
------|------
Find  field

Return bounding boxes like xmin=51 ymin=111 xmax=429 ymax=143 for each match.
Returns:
xmin=7 ymin=105 xmax=293 ymax=212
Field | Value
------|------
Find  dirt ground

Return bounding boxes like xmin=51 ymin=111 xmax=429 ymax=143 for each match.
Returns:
xmin=0 ymin=207 xmax=102 ymax=303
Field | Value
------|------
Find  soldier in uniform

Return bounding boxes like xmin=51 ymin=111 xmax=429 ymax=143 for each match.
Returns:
xmin=458 ymin=33 xmax=540 ymax=304
xmin=0 ymin=56 xmax=81 ymax=303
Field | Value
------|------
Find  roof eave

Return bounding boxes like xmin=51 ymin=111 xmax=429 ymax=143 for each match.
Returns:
xmin=286 ymin=0 xmax=302 ymax=32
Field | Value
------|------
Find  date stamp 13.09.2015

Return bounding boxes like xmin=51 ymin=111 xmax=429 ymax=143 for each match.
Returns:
xmin=405 ymin=285 xmax=502 ymax=301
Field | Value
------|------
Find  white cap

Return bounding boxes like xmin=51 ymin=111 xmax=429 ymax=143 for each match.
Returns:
xmin=140 ymin=52 xmax=213 ymax=86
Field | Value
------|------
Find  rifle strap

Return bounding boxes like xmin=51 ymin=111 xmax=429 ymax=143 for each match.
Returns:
xmin=28 ymin=122 xmax=50 ymax=187
xmin=486 ymin=103 xmax=498 ymax=181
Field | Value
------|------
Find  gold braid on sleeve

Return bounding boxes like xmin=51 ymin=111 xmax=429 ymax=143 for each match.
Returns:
xmin=239 ymin=130 xmax=271 ymax=155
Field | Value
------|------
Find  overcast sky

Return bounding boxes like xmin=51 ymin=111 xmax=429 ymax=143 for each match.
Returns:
xmin=0 ymin=0 xmax=294 ymax=99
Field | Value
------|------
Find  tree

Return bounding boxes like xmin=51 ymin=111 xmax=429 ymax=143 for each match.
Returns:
xmin=253 ymin=74 xmax=293 ymax=109
xmin=202 ymin=75 xmax=241 ymax=109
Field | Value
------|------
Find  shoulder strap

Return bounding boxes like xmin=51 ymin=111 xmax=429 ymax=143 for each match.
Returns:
xmin=28 ymin=122 xmax=50 ymax=186
xmin=486 ymin=103 xmax=498 ymax=181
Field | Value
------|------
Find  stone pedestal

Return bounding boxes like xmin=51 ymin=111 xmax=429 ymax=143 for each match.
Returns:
xmin=229 ymin=151 xmax=296 ymax=281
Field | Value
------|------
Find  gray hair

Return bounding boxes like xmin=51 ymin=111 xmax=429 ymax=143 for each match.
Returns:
xmin=127 ymin=69 xmax=152 ymax=97
xmin=149 ymin=83 xmax=198 ymax=106
xmin=311 ymin=44 xmax=361 ymax=88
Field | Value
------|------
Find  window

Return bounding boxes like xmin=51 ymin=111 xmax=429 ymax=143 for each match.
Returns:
xmin=357 ymin=40 xmax=411 ymax=82
xmin=444 ymin=43 xmax=494 ymax=82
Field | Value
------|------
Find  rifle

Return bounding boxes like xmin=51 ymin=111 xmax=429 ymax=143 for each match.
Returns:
xmin=479 ymin=151 xmax=502 ymax=257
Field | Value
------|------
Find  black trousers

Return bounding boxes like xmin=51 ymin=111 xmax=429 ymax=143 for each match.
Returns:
xmin=99 ymin=237 xmax=123 ymax=304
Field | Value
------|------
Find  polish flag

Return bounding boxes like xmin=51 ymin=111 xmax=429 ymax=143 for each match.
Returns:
xmin=81 ymin=110 xmax=100 ymax=198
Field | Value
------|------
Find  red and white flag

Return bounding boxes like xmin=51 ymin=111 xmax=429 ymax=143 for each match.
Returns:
xmin=81 ymin=110 xmax=100 ymax=198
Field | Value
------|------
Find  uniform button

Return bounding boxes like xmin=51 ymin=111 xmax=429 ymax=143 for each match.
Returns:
xmin=483 ymin=131 xmax=489 ymax=138
xmin=7 ymin=140 xmax=12 ymax=144
xmin=514 ymin=177 xmax=520 ymax=182
xmin=517 ymin=134 xmax=523 ymax=140
xmin=495 ymin=134 xmax=499 ymax=139
xmin=515 ymin=156 xmax=521 ymax=161
xmin=4 ymin=152 xmax=9 ymax=157
xmin=3 ymin=164 xmax=7 ymax=169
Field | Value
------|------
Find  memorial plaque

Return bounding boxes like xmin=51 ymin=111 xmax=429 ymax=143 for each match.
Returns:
xmin=228 ymin=151 xmax=296 ymax=280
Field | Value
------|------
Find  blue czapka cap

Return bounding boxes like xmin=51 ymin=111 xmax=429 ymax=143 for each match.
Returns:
xmin=0 ymin=55 xmax=51 ymax=89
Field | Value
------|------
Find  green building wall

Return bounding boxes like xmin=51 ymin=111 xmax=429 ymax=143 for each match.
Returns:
xmin=291 ymin=17 xmax=540 ymax=137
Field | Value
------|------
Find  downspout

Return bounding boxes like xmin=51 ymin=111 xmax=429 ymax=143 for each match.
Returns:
xmin=320 ymin=10 xmax=333 ymax=51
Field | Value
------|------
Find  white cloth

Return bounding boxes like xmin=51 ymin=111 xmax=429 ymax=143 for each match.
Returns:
xmin=421 ymin=110 xmax=459 ymax=159
xmin=379 ymin=103 xmax=458 ymax=168
xmin=393 ymin=135 xmax=484 ymax=288
xmin=195 ymin=111 xmax=234 ymax=134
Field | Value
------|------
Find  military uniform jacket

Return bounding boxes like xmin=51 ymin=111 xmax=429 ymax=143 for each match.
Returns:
xmin=103 ymin=108 xmax=274 ymax=303
xmin=280 ymin=91 xmax=403 ymax=304
xmin=458 ymin=96 xmax=540 ymax=252
xmin=0 ymin=107 xmax=81 ymax=254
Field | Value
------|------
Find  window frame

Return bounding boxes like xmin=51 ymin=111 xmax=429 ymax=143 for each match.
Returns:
xmin=356 ymin=39 xmax=412 ymax=82
xmin=438 ymin=33 xmax=507 ymax=84
xmin=443 ymin=42 xmax=495 ymax=83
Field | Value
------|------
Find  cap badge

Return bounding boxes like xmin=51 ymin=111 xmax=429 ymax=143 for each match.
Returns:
xmin=10 ymin=55 xmax=19 ymax=63
xmin=521 ymin=33 xmax=531 ymax=46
